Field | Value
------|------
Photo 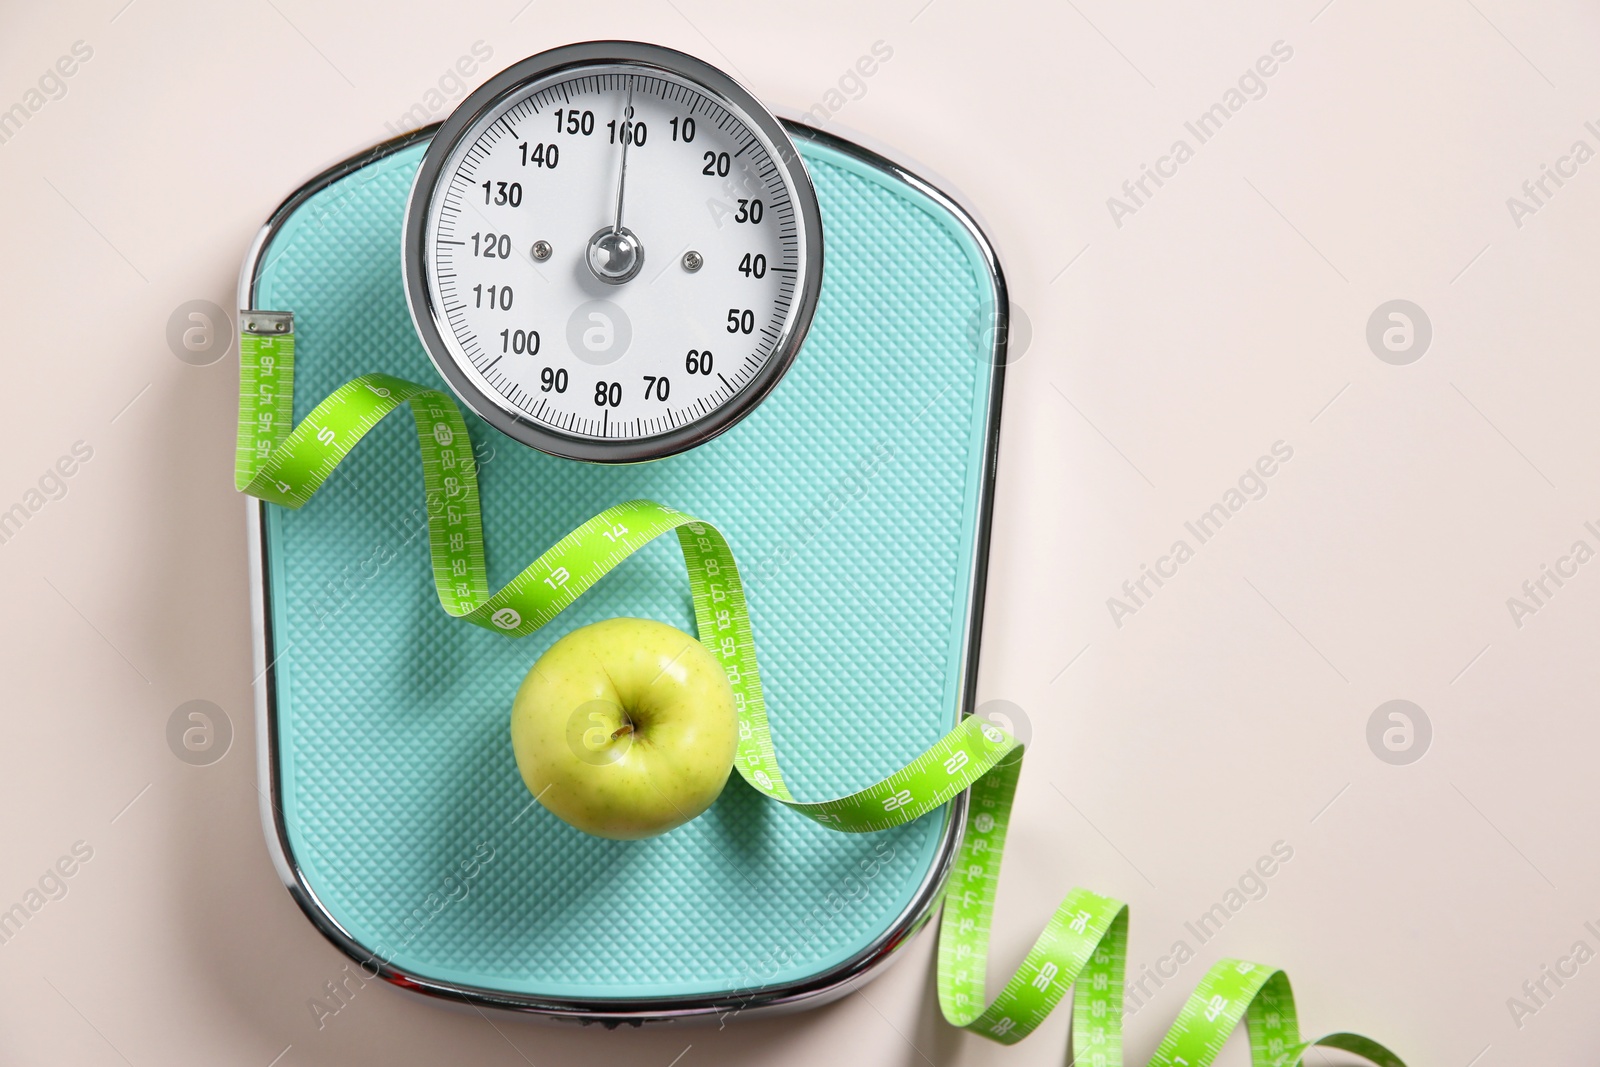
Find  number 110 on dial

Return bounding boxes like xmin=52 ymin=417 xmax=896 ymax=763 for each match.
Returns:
xmin=404 ymin=41 xmax=823 ymax=463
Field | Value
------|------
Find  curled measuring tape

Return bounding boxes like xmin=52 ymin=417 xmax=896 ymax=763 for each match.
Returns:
xmin=237 ymin=313 xmax=1405 ymax=1066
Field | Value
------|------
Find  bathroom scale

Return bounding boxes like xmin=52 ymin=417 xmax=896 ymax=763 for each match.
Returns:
xmin=241 ymin=42 xmax=1008 ymax=1022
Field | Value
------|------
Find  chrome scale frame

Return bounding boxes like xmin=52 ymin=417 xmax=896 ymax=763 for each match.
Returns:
xmin=239 ymin=117 xmax=1012 ymax=1025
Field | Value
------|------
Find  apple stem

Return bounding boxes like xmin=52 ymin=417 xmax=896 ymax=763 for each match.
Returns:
xmin=611 ymin=723 xmax=633 ymax=741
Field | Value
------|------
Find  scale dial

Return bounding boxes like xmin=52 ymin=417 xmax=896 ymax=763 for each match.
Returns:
xmin=403 ymin=41 xmax=823 ymax=462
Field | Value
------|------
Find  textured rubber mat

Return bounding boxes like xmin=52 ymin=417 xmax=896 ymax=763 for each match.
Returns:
xmin=253 ymin=131 xmax=1001 ymax=1001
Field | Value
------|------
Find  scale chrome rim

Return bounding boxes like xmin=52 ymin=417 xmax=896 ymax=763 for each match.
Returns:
xmin=402 ymin=41 xmax=825 ymax=464
xmin=241 ymin=118 xmax=1008 ymax=1023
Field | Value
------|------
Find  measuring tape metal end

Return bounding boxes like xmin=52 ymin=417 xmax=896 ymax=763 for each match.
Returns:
xmin=241 ymin=310 xmax=294 ymax=336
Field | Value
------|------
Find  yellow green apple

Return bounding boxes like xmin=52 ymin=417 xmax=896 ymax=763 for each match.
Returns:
xmin=510 ymin=617 xmax=738 ymax=839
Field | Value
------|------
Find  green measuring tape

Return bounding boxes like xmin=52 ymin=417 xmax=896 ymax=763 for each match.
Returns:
xmin=237 ymin=313 xmax=1405 ymax=1066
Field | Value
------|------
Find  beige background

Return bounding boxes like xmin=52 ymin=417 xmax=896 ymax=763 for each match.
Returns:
xmin=1 ymin=0 xmax=1598 ymax=1063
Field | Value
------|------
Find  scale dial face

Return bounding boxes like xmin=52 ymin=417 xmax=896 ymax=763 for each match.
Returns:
xmin=404 ymin=41 xmax=824 ymax=462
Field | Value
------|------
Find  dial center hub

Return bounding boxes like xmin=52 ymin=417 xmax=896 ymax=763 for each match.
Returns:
xmin=587 ymin=227 xmax=644 ymax=285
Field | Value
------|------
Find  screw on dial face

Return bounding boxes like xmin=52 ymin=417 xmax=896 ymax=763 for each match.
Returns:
xmin=404 ymin=42 xmax=823 ymax=463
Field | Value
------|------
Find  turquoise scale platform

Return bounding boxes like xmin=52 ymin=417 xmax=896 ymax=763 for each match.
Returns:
xmin=249 ymin=125 xmax=1005 ymax=1009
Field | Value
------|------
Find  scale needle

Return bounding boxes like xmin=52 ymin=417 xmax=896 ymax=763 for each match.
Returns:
xmin=611 ymin=77 xmax=635 ymax=234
